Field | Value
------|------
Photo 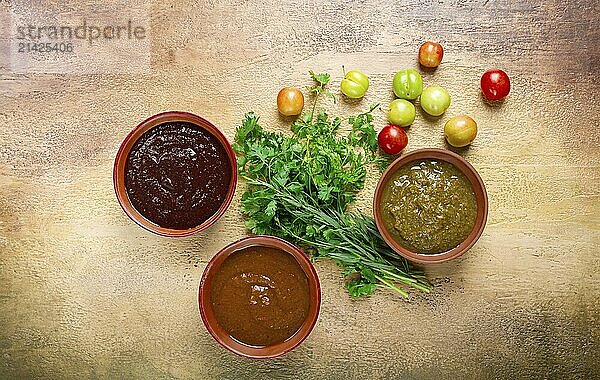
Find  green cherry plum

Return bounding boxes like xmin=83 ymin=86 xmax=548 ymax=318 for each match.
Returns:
xmin=420 ymin=86 xmax=451 ymax=116
xmin=444 ymin=115 xmax=477 ymax=147
xmin=392 ymin=69 xmax=423 ymax=100
xmin=388 ymin=99 xmax=416 ymax=127
xmin=340 ymin=70 xmax=369 ymax=99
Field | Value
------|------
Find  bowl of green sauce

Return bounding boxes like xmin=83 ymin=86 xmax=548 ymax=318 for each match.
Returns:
xmin=374 ymin=149 xmax=488 ymax=264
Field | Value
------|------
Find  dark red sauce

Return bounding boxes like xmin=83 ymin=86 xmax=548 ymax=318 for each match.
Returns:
xmin=125 ymin=121 xmax=232 ymax=230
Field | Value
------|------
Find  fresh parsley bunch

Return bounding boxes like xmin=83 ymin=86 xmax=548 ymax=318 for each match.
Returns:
xmin=233 ymin=72 xmax=431 ymax=298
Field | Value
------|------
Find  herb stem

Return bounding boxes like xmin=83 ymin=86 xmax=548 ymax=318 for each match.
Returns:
xmin=374 ymin=275 xmax=410 ymax=298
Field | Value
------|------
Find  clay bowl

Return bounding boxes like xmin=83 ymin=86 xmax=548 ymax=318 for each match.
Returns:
xmin=113 ymin=111 xmax=237 ymax=237
xmin=373 ymin=148 xmax=488 ymax=264
xmin=199 ymin=235 xmax=321 ymax=359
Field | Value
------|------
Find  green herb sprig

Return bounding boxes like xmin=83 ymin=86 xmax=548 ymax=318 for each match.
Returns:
xmin=233 ymin=72 xmax=431 ymax=298
xmin=306 ymin=70 xmax=336 ymax=121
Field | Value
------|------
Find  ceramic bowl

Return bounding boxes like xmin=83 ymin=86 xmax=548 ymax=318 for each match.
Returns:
xmin=373 ymin=148 xmax=488 ymax=264
xmin=113 ymin=111 xmax=237 ymax=237
xmin=199 ymin=235 xmax=321 ymax=359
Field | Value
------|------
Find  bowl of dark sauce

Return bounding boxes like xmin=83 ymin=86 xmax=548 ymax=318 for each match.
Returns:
xmin=374 ymin=149 xmax=488 ymax=264
xmin=199 ymin=235 xmax=321 ymax=359
xmin=114 ymin=111 xmax=237 ymax=236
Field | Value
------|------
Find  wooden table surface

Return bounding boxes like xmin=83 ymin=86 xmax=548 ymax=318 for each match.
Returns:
xmin=1 ymin=0 xmax=598 ymax=378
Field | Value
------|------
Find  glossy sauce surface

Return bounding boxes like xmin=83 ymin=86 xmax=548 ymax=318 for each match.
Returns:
xmin=210 ymin=246 xmax=310 ymax=346
xmin=381 ymin=159 xmax=477 ymax=254
xmin=125 ymin=122 xmax=232 ymax=230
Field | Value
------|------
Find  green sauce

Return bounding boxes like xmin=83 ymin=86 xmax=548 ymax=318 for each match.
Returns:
xmin=380 ymin=159 xmax=477 ymax=254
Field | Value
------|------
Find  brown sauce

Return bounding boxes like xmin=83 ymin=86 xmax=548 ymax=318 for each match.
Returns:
xmin=125 ymin=122 xmax=232 ymax=230
xmin=210 ymin=246 xmax=310 ymax=346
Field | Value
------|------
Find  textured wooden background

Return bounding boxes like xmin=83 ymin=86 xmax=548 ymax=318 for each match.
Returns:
xmin=1 ymin=0 xmax=599 ymax=379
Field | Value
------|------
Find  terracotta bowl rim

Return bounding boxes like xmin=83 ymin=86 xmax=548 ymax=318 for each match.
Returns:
xmin=198 ymin=235 xmax=321 ymax=359
xmin=373 ymin=148 xmax=488 ymax=264
xmin=113 ymin=111 xmax=237 ymax=237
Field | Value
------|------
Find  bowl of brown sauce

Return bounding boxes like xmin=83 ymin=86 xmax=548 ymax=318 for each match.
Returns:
xmin=374 ymin=148 xmax=488 ymax=264
xmin=113 ymin=111 xmax=237 ymax=236
xmin=199 ymin=235 xmax=321 ymax=359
